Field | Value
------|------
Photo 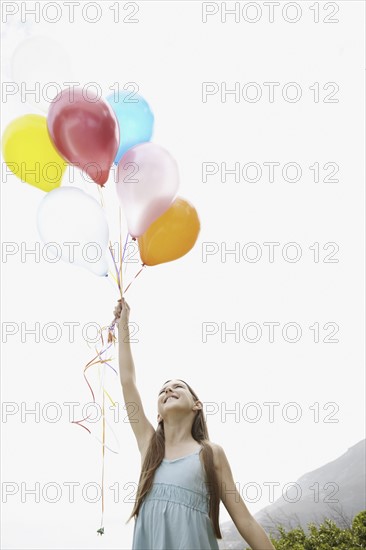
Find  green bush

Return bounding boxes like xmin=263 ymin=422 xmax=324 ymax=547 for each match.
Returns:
xmin=244 ymin=511 xmax=366 ymax=550
xmin=353 ymin=510 xmax=366 ymax=547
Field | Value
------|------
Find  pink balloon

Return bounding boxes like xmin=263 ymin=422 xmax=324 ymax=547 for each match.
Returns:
xmin=47 ymin=88 xmax=119 ymax=186
xmin=116 ymin=143 xmax=180 ymax=238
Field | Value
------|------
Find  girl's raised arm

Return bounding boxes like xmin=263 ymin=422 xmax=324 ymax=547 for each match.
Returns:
xmin=114 ymin=298 xmax=155 ymax=456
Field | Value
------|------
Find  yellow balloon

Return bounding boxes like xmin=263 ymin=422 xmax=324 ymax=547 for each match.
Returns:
xmin=2 ymin=114 xmax=66 ymax=192
xmin=138 ymin=197 xmax=200 ymax=266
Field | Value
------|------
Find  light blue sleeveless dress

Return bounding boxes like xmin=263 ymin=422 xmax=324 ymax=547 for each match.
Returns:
xmin=132 ymin=447 xmax=220 ymax=549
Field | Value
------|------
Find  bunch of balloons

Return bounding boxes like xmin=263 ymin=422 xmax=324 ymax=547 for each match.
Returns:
xmin=2 ymin=85 xmax=200 ymax=277
xmin=1 ymin=38 xmax=204 ymax=537
xmin=2 ymin=44 xmax=202 ymax=536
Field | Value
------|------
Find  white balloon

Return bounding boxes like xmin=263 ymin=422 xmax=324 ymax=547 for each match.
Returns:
xmin=37 ymin=187 xmax=109 ymax=277
xmin=11 ymin=36 xmax=74 ymax=113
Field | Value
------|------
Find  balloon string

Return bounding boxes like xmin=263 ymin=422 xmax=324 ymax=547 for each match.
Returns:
xmin=71 ymin=324 xmax=121 ymax=537
xmin=119 ymin=208 xmax=122 ymax=275
xmin=93 ymin=186 xmax=140 ymax=534
xmin=71 ymin=343 xmax=114 ymax=431
xmin=106 ymin=247 xmax=144 ymax=340
xmin=94 ymin=414 xmax=120 ymax=454
xmin=96 ymin=186 xmax=123 ymax=298
xmin=90 ymin=188 xmax=126 ymax=535
xmin=94 ymin=366 xmax=120 ymax=454
xmin=109 ymin=244 xmax=123 ymax=299
xmin=117 ymin=227 xmax=131 ymax=291
xmin=119 ymin=207 xmax=124 ymax=276
xmin=103 ymin=386 xmax=116 ymax=406
xmin=100 ymin=382 xmax=106 ymax=531
xmin=123 ymin=263 xmax=146 ymax=294
xmin=122 ymin=232 xmax=130 ymax=263
xmin=72 ymin=330 xmax=117 ymax=428
xmin=97 ymin=185 xmax=105 ymax=207
xmin=108 ymin=270 xmax=119 ymax=286
xmin=71 ymin=325 xmax=120 ymax=445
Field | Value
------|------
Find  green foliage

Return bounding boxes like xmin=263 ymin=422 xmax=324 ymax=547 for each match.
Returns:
xmin=243 ymin=511 xmax=366 ymax=550
xmin=353 ymin=510 xmax=366 ymax=547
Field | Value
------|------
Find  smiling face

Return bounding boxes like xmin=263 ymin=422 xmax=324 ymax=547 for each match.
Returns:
xmin=157 ymin=379 xmax=202 ymax=423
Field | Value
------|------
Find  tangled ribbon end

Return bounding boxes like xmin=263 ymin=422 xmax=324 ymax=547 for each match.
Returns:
xmin=97 ymin=527 xmax=104 ymax=536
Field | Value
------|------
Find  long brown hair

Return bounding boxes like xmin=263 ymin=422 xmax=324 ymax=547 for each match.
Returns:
xmin=126 ymin=379 xmax=222 ymax=539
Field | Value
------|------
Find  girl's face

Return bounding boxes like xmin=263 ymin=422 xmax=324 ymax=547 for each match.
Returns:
xmin=157 ymin=379 xmax=200 ymax=419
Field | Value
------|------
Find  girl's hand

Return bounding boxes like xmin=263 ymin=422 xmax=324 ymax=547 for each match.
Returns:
xmin=113 ymin=297 xmax=130 ymax=326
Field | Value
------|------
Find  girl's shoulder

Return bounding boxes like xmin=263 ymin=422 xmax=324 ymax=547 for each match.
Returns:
xmin=205 ymin=440 xmax=223 ymax=453
xmin=204 ymin=440 xmax=225 ymax=469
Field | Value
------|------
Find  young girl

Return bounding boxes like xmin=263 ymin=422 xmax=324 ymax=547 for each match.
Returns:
xmin=114 ymin=298 xmax=275 ymax=550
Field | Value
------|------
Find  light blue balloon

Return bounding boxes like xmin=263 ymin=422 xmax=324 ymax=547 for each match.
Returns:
xmin=106 ymin=90 xmax=154 ymax=165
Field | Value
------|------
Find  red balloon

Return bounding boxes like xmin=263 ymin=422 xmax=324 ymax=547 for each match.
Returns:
xmin=47 ymin=88 xmax=119 ymax=186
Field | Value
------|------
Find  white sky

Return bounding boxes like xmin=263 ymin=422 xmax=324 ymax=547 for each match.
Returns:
xmin=1 ymin=1 xmax=365 ymax=549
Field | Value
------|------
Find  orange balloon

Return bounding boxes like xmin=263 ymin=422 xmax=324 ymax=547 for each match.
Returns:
xmin=137 ymin=197 xmax=200 ymax=266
